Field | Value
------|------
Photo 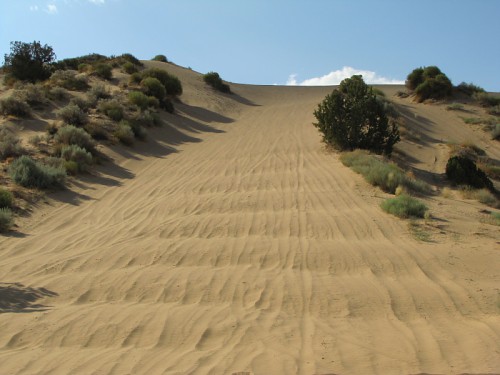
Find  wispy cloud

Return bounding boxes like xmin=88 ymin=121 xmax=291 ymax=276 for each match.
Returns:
xmin=29 ymin=5 xmax=39 ymax=11
xmin=287 ymin=67 xmax=404 ymax=86
xmin=88 ymin=0 xmax=105 ymax=4
xmin=45 ymin=4 xmax=58 ymax=14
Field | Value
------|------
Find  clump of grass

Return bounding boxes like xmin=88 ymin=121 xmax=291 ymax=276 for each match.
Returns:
xmin=28 ymin=134 xmax=45 ymax=147
xmin=88 ymin=83 xmax=110 ymax=101
xmin=460 ymin=187 xmax=499 ymax=208
xmin=57 ymin=104 xmax=87 ymax=126
xmin=92 ymin=63 xmax=112 ymax=80
xmin=408 ymin=220 xmax=432 ymax=241
xmin=0 ymin=96 xmax=31 ymax=117
xmin=340 ymin=150 xmax=431 ymax=195
xmin=381 ymin=194 xmax=428 ymax=218
xmin=0 ymin=208 xmax=14 ymax=232
xmin=462 ymin=117 xmax=483 ymax=125
xmin=0 ymin=129 xmax=24 ymax=160
xmin=50 ymin=70 xmax=89 ymax=91
xmin=60 ymin=144 xmax=93 ymax=172
xmin=446 ymin=103 xmax=464 ymax=111
xmin=128 ymin=91 xmax=150 ymax=110
xmin=0 ymin=188 xmax=13 ymax=208
xmin=9 ymin=155 xmax=66 ymax=189
xmin=98 ymin=99 xmax=125 ymax=122
xmin=54 ymin=125 xmax=96 ymax=154
xmin=487 ymin=212 xmax=500 ymax=226
xmin=115 ymin=121 xmax=135 ymax=145
xmin=473 ymin=92 xmax=500 ymax=107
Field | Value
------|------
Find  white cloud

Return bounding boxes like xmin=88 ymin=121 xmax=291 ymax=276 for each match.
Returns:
xmin=287 ymin=66 xmax=404 ymax=86
xmin=88 ymin=0 xmax=105 ymax=3
xmin=46 ymin=4 xmax=58 ymax=14
xmin=29 ymin=5 xmax=39 ymax=11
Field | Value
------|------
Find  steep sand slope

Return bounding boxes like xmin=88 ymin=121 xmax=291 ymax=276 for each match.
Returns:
xmin=0 ymin=64 xmax=499 ymax=374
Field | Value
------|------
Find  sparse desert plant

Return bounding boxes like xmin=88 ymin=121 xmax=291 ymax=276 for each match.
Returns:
xmin=446 ymin=155 xmax=494 ymax=191
xmin=57 ymin=104 xmax=87 ymax=126
xmin=115 ymin=121 xmax=135 ymax=145
xmin=9 ymin=155 xmax=66 ymax=189
xmin=128 ymin=91 xmax=150 ymax=110
xmin=460 ymin=187 xmax=499 ymax=208
xmin=129 ymin=72 xmax=142 ymax=85
xmin=141 ymin=68 xmax=182 ymax=96
xmin=28 ymin=134 xmax=45 ymax=147
xmin=87 ymin=83 xmax=110 ymax=101
xmin=122 ymin=62 xmax=138 ymax=74
xmin=0 ymin=188 xmax=13 ymax=208
xmin=396 ymin=91 xmax=409 ymax=98
xmin=141 ymin=77 xmax=166 ymax=100
xmin=314 ymin=75 xmax=400 ymax=155
xmin=84 ymin=121 xmax=111 ymax=140
xmin=203 ymin=71 xmax=230 ymax=93
xmin=0 ymin=96 xmax=31 ymax=117
xmin=0 ymin=129 xmax=24 ymax=159
xmin=152 ymin=54 xmax=168 ymax=63
xmin=406 ymin=66 xmax=452 ymax=102
xmin=122 ymin=120 xmax=146 ymax=140
xmin=54 ymin=125 xmax=96 ymax=154
xmin=486 ymin=105 xmax=500 ymax=116
xmin=456 ymin=82 xmax=485 ymax=96
xmin=484 ymin=211 xmax=500 ymax=226
xmin=134 ymin=109 xmax=161 ymax=127
xmin=3 ymin=41 xmax=55 ymax=82
xmin=473 ymin=92 xmax=500 ymax=107
xmin=50 ymin=70 xmax=89 ymax=91
xmin=340 ymin=150 xmax=431 ymax=195
xmin=70 ymin=97 xmax=92 ymax=112
xmin=98 ymin=99 xmax=125 ymax=122
xmin=60 ymin=144 xmax=93 ymax=172
xmin=462 ymin=117 xmax=483 ymax=125
xmin=446 ymin=103 xmax=464 ymax=111
xmin=15 ymin=83 xmax=47 ymax=107
xmin=93 ymin=63 xmax=113 ymax=80
xmin=0 ymin=208 xmax=14 ymax=232
xmin=381 ymin=194 xmax=428 ymax=219
xmin=47 ymin=86 xmax=68 ymax=101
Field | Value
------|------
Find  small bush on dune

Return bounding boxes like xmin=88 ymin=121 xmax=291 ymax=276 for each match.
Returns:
xmin=122 ymin=62 xmax=138 ymax=74
xmin=50 ymin=70 xmax=89 ymax=91
xmin=0 ymin=208 xmax=14 ymax=232
xmin=122 ymin=120 xmax=146 ymax=140
xmin=129 ymin=72 xmax=142 ymax=85
xmin=119 ymin=53 xmax=143 ymax=67
xmin=0 ymin=96 xmax=31 ymax=117
xmin=141 ymin=77 xmax=166 ymax=100
xmin=98 ymin=99 xmax=125 ymax=122
xmin=88 ymin=83 xmax=110 ymax=101
xmin=54 ymin=125 xmax=96 ymax=154
xmin=15 ymin=83 xmax=47 ymax=107
xmin=128 ymin=91 xmax=150 ymax=110
xmin=152 ymin=55 xmax=168 ymax=63
xmin=57 ymin=104 xmax=87 ymax=126
xmin=47 ymin=86 xmax=68 ymax=101
xmin=203 ymin=71 xmax=230 ymax=93
xmin=446 ymin=155 xmax=494 ymax=191
xmin=134 ymin=110 xmax=161 ymax=127
xmin=9 ymin=155 xmax=66 ymax=189
xmin=141 ymin=68 xmax=182 ymax=96
xmin=60 ymin=144 xmax=92 ymax=172
xmin=93 ymin=63 xmax=113 ymax=80
xmin=473 ymin=92 xmax=500 ymax=107
xmin=456 ymin=82 xmax=485 ymax=96
xmin=0 ymin=129 xmax=24 ymax=160
xmin=115 ymin=121 xmax=135 ymax=145
xmin=84 ymin=121 xmax=111 ymax=141
xmin=70 ymin=97 xmax=93 ymax=112
xmin=381 ymin=194 xmax=428 ymax=218
xmin=406 ymin=66 xmax=453 ymax=102
xmin=0 ymin=188 xmax=13 ymax=208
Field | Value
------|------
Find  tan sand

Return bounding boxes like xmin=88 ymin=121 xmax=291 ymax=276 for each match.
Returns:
xmin=0 ymin=62 xmax=499 ymax=374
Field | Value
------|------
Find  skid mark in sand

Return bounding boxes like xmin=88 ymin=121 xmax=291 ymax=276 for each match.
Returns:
xmin=0 ymin=76 xmax=499 ymax=375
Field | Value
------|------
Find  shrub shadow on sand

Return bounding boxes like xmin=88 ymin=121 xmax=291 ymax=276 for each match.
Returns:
xmin=0 ymin=282 xmax=58 ymax=313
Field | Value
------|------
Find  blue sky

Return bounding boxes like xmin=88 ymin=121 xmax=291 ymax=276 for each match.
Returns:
xmin=1 ymin=0 xmax=499 ymax=90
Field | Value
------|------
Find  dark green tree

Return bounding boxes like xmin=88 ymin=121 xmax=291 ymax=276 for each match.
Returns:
xmin=406 ymin=66 xmax=453 ymax=102
xmin=3 ymin=41 xmax=56 ymax=82
xmin=313 ymin=75 xmax=400 ymax=155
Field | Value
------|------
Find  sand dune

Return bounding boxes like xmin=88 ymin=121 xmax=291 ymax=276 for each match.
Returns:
xmin=0 ymin=63 xmax=499 ymax=374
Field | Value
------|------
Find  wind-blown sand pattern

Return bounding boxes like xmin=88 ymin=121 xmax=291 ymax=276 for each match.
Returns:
xmin=0 ymin=63 xmax=499 ymax=374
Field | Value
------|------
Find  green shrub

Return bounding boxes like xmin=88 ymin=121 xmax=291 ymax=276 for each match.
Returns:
xmin=60 ymin=144 xmax=92 ymax=172
xmin=141 ymin=77 xmax=166 ymax=100
xmin=9 ymin=155 xmax=66 ymax=189
xmin=54 ymin=125 xmax=96 ymax=154
xmin=473 ymin=92 xmax=500 ymax=107
xmin=203 ymin=71 xmax=230 ymax=93
xmin=93 ymin=63 xmax=113 ymax=80
xmin=50 ymin=70 xmax=89 ymax=91
xmin=486 ymin=105 xmax=500 ymax=116
xmin=147 ymin=96 xmax=160 ymax=108
xmin=0 ymin=129 xmax=24 ymax=159
xmin=152 ymin=55 xmax=168 ymax=62
xmin=141 ymin=68 xmax=182 ymax=96
xmin=119 ymin=53 xmax=143 ymax=67
xmin=84 ymin=121 xmax=110 ymax=141
xmin=0 ymin=96 xmax=30 ymax=117
xmin=446 ymin=103 xmax=464 ymax=111
xmin=446 ymin=155 xmax=494 ymax=191
xmin=122 ymin=120 xmax=146 ymax=140
xmin=122 ymin=62 xmax=138 ymax=74
xmin=406 ymin=66 xmax=452 ymax=102
xmin=115 ymin=122 xmax=135 ymax=145
xmin=57 ymin=104 xmax=87 ymax=126
xmin=88 ymin=83 xmax=109 ymax=101
xmin=456 ymin=82 xmax=485 ymax=96
xmin=134 ymin=110 xmax=161 ymax=127
xmin=3 ymin=41 xmax=55 ymax=82
xmin=128 ymin=91 xmax=150 ymax=110
xmin=47 ymin=86 xmax=68 ymax=101
xmin=129 ymin=72 xmax=142 ymax=85
xmin=314 ymin=75 xmax=400 ymax=155
xmin=340 ymin=150 xmax=431 ymax=195
xmin=0 ymin=208 xmax=13 ymax=232
xmin=54 ymin=53 xmax=108 ymax=71
xmin=98 ymin=99 xmax=124 ymax=122
xmin=70 ymin=97 xmax=92 ymax=112
xmin=15 ymin=83 xmax=47 ymax=107
xmin=78 ymin=63 xmax=91 ymax=73
xmin=381 ymin=194 xmax=428 ymax=218
xmin=0 ymin=188 xmax=13 ymax=208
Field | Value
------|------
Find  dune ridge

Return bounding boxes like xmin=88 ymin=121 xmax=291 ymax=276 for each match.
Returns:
xmin=0 ymin=63 xmax=499 ymax=374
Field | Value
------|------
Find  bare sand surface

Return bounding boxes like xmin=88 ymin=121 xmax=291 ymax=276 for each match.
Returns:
xmin=0 ymin=63 xmax=499 ymax=374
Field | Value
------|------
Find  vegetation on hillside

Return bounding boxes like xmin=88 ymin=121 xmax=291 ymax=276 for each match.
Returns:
xmin=203 ymin=72 xmax=230 ymax=93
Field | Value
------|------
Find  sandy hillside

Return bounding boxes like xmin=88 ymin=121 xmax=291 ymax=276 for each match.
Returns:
xmin=0 ymin=62 xmax=499 ymax=375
